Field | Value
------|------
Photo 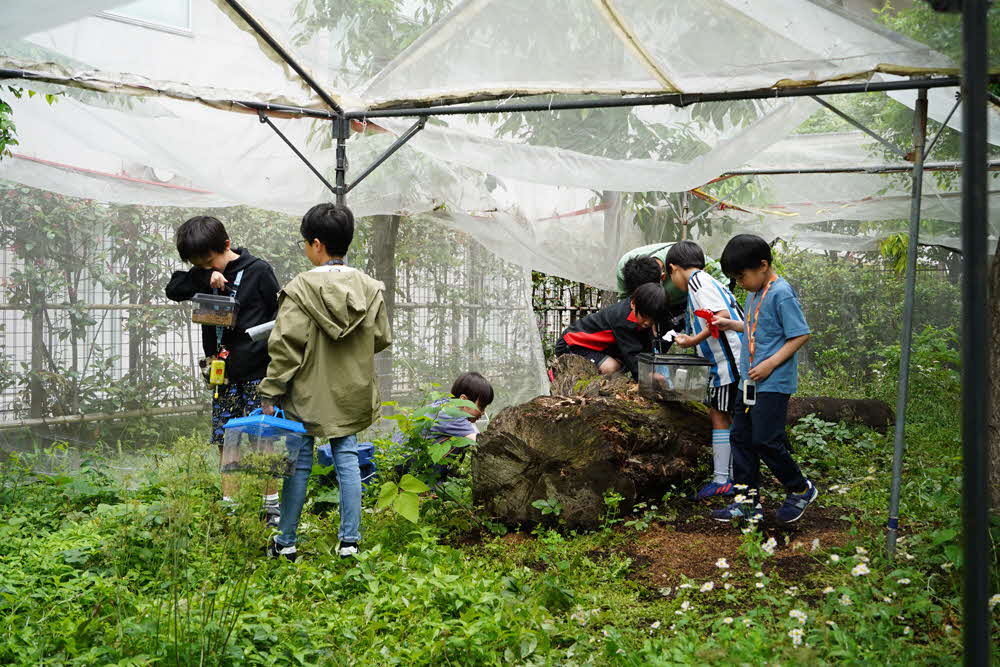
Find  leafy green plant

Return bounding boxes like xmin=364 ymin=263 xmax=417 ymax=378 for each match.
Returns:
xmin=531 ymin=497 xmax=564 ymax=518
xmin=376 ymin=473 xmax=431 ymax=523
xmin=601 ymin=490 xmax=625 ymax=532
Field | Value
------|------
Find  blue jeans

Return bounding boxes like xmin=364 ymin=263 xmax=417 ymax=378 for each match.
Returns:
xmin=276 ymin=434 xmax=362 ymax=547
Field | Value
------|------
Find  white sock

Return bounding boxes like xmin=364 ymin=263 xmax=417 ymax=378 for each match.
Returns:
xmin=711 ymin=429 xmax=732 ymax=484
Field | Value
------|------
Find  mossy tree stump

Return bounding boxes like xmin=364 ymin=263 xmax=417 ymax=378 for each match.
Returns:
xmin=473 ymin=356 xmax=710 ymax=529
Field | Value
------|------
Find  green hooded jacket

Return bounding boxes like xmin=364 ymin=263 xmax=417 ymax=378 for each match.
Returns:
xmin=259 ymin=265 xmax=391 ymax=438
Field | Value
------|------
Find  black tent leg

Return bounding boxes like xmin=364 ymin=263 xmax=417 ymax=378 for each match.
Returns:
xmin=960 ymin=0 xmax=991 ymax=665
xmin=335 ymin=116 xmax=349 ymax=206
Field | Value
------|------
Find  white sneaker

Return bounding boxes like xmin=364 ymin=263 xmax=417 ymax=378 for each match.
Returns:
xmin=338 ymin=542 xmax=359 ymax=559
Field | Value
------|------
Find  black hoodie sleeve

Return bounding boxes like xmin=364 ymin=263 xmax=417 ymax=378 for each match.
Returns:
xmin=165 ymin=267 xmax=212 ymax=302
xmin=614 ymin=330 xmax=650 ymax=378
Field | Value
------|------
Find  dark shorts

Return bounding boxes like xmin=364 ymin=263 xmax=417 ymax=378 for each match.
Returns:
xmin=211 ymin=378 xmax=263 ymax=446
xmin=707 ymin=382 xmax=739 ymax=415
xmin=564 ymin=345 xmax=615 ymax=369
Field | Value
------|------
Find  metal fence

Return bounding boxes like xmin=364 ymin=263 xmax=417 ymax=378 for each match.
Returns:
xmin=0 ymin=210 xmax=538 ymax=425
xmin=531 ymin=273 xmax=603 ymax=360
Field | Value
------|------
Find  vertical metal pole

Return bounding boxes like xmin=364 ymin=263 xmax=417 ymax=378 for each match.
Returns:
xmin=334 ymin=116 xmax=349 ymax=206
xmin=960 ymin=0 xmax=991 ymax=664
xmin=886 ymin=87 xmax=927 ymax=557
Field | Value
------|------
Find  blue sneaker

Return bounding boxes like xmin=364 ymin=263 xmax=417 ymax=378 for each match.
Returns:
xmin=695 ymin=480 xmax=735 ymax=500
xmin=711 ymin=502 xmax=763 ymax=524
xmin=775 ymin=480 xmax=818 ymax=525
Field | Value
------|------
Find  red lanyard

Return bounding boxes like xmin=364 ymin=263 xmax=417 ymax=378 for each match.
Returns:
xmin=746 ymin=277 xmax=777 ymax=366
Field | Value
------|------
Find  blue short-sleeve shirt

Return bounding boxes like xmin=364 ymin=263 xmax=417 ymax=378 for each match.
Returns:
xmin=739 ymin=277 xmax=810 ymax=395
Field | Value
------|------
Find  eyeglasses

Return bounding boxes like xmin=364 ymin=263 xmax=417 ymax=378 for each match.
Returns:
xmin=296 ymin=239 xmax=307 ymax=249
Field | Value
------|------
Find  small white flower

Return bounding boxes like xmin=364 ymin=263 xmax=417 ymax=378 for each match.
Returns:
xmin=678 ymin=583 xmax=692 ymax=589
xmin=789 ymin=609 xmax=807 ymax=624
xmin=851 ymin=563 xmax=871 ymax=577
xmin=658 ymin=587 xmax=672 ymax=597
xmin=680 ymin=600 xmax=690 ymax=610
xmin=700 ymin=581 xmax=715 ymax=592
xmin=788 ymin=627 xmax=804 ymax=646
xmin=715 ymin=558 xmax=730 ymax=569
xmin=721 ymin=571 xmax=730 ymax=579
xmin=829 ymin=554 xmax=840 ymax=563
xmin=724 ymin=583 xmax=732 ymax=590
xmin=867 ymin=466 xmax=876 ymax=474
xmin=811 ymin=538 xmax=820 ymax=552
xmin=733 ymin=483 xmax=748 ymax=490
xmin=722 ymin=617 xmax=734 ymax=624
xmin=944 ymin=625 xmax=953 ymax=633
xmin=762 ymin=537 xmax=778 ymax=555
xmin=990 ymin=593 xmax=1000 ymax=609
xmin=840 ymin=594 xmax=853 ymax=607
xmin=826 ymin=620 xmax=837 ymax=628
xmin=940 ymin=562 xmax=954 ymax=571
xmin=882 ymin=597 xmax=892 ymax=603
xmin=904 ymin=553 xmax=915 ymax=561
xmin=822 ymin=587 xmax=835 ymax=594
xmin=650 ymin=621 xmax=661 ymax=629
xmin=897 ymin=578 xmax=911 ymax=585
xmin=733 ymin=494 xmax=748 ymax=504
xmin=742 ymin=618 xmax=753 ymax=627
xmin=903 ymin=626 xmax=911 ymax=635
xmin=756 ymin=582 xmax=765 ymax=589
xmin=855 ymin=547 xmax=868 ymax=555
xmin=754 ymin=571 xmax=764 ymax=578
xmin=857 ymin=556 xmax=871 ymax=563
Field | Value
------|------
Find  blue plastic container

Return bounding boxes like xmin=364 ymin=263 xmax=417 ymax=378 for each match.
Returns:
xmin=316 ymin=440 xmax=378 ymax=490
xmin=221 ymin=408 xmax=307 ymax=477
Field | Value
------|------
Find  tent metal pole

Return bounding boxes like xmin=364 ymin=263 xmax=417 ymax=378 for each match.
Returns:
xmin=960 ymin=0 xmax=991 ymax=663
xmin=334 ymin=116 xmax=349 ymax=205
xmin=811 ymin=96 xmax=908 ymax=159
xmin=257 ymin=111 xmax=337 ymax=196
xmin=221 ymin=0 xmax=343 ymax=115
xmin=345 ymin=76 xmax=967 ymax=119
xmin=346 ymin=117 xmax=427 ymax=193
xmin=886 ymin=86 xmax=927 ymax=558
xmin=924 ymin=92 xmax=962 ymax=159
xmin=718 ymin=160 xmax=1000 ymax=177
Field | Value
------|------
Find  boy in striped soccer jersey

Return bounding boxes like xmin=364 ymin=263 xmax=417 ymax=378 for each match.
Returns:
xmin=668 ymin=241 xmax=745 ymax=501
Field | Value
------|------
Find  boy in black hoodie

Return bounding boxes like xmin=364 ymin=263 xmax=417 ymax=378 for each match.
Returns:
xmin=165 ymin=216 xmax=281 ymax=514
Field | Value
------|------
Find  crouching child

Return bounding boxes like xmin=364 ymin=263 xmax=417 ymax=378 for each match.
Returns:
xmin=259 ymin=203 xmax=391 ymax=561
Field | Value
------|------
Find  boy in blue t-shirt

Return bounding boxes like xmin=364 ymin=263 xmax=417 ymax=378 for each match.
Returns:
xmin=708 ymin=234 xmax=818 ymax=526
xmin=668 ymin=241 xmax=745 ymax=500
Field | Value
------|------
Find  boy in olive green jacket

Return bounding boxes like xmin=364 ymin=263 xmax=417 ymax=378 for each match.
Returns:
xmin=261 ymin=203 xmax=391 ymax=562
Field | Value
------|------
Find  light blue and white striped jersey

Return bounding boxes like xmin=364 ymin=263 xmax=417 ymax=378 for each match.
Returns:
xmin=685 ymin=270 xmax=745 ymax=387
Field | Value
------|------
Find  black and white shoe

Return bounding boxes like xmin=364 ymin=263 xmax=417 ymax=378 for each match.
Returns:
xmin=338 ymin=541 xmax=359 ymax=559
xmin=266 ymin=536 xmax=297 ymax=562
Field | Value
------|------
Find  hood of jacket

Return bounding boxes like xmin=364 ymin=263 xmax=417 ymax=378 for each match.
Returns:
xmin=280 ymin=265 xmax=384 ymax=342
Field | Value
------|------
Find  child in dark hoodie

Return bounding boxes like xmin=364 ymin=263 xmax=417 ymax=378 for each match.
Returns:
xmin=260 ymin=203 xmax=392 ymax=562
xmin=165 ymin=216 xmax=281 ymax=515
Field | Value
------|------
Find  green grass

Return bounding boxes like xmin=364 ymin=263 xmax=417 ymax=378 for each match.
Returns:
xmin=1 ymin=357 xmax=997 ymax=665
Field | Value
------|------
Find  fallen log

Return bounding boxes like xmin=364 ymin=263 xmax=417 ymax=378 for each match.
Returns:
xmin=787 ymin=396 xmax=894 ymax=433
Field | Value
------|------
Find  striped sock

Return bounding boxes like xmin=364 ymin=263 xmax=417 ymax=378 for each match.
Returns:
xmin=263 ymin=492 xmax=279 ymax=509
xmin=711 ymin=429 xmax=732 ymax=484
